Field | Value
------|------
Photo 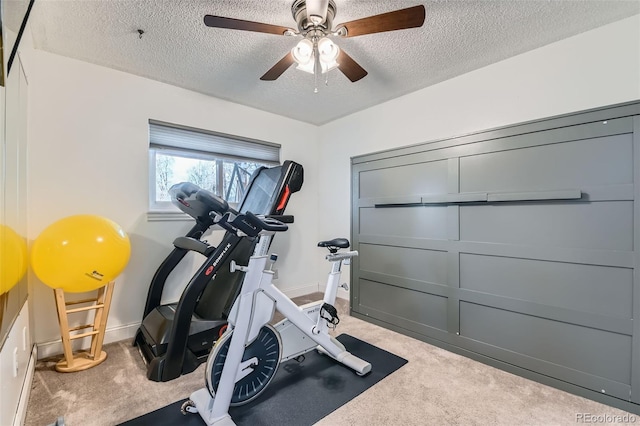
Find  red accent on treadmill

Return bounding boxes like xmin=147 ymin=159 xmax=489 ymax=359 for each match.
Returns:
xmin=205 ymin=266 xmax=214 ymax=276
xmin=218 ymin=324 xmax=228 ymax=338
xmin=276 ymin=185 xmax=291 ymax=212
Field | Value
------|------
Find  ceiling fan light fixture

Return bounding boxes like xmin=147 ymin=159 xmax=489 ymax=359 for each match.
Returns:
xmin=294 ymin=36 xmax=339 ymax=75
xmin=295 ymin=58 xmax=338 ymax=74
xmin=291 ymin=38 xmax=314 ymax=65
xmin=317 ymin=37 xmax=339 ymax=63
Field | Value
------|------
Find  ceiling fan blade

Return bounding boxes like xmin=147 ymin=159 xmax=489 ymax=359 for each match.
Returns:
xmin=204 ymin=15 xmax=291 ymax=36
xmin=260 ymin=52 xmax=296 ymax=81
xmin=337 ymin=5 xmax=426 ymax=37
xmin=337 ymin=50 xmax=368 ymax=82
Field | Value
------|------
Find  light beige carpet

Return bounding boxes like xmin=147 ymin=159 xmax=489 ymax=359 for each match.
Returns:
xmin=25 ymin=294 xmax=636 ymax=426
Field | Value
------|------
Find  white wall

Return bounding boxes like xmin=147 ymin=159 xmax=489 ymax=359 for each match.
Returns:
xmin=317 ymin=15 xmax=640 ymax=280
xmin=21 ymin=50 xmax=321 ymax=355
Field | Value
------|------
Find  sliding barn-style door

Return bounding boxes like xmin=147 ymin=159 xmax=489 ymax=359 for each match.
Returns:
xmin=351 ymin=101 xmax=640 ymax=413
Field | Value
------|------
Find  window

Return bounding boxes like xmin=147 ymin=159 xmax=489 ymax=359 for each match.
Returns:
xmin=148 ymin=120 xmax=280 ymax=213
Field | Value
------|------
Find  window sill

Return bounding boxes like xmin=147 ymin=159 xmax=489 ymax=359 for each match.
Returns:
xmin=147 ymin=211 xmax=193 ymax=222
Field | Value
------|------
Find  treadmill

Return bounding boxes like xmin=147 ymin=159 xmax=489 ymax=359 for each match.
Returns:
xmin=133 ymin=160 xmax=304 ymax=382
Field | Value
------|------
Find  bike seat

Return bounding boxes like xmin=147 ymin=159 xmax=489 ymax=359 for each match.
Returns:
xmin=317 ymin=238 xmax=350 ymax=249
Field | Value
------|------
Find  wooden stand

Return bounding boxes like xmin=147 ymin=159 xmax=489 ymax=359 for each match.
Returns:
xmin=53 ymin=282 xmax=115 ymax=372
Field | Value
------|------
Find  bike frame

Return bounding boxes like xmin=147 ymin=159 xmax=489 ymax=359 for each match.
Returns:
xmin=189 ymin=233 xmax=370 ymax=425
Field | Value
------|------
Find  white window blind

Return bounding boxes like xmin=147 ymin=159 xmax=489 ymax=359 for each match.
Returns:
xmin=149 ymin=120 xmax=280 ymax=163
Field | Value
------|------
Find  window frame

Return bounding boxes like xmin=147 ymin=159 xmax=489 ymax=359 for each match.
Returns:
xmin=147 ymin=121 xmax=280 ymax=220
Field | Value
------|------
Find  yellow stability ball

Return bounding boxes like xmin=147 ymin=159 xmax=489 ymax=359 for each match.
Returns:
xmin=31 ymin=215 xmax=131 ymax=292
xmin=0 ymin=225 xmax=28 ymax=295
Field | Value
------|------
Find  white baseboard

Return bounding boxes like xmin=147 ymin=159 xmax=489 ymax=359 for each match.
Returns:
xmin=319 ymin=282 xmax=350 ymax=301
xmin=14 ymin=345 xmax=37 ymax=426
xmin=281 ymin=282 xmax=350 ymax=300
xmin=37 ymin=284 xmax=338 ymax=360
xmin=37 ymin=322 xmax=140 ymax=360
xmin=281 ymin=283 xmax=320 ymax=298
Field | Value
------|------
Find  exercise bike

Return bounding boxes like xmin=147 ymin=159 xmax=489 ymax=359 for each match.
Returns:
xmin=181 ymin=209 xmax=371 ymax=426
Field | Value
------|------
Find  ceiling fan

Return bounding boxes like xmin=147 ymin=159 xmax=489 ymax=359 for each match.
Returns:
xmin=204 ymin=1 xmax=426 ymax=90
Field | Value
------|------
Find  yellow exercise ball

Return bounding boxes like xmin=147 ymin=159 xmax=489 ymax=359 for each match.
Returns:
xmin=31 ymin=215 xmax=131 ymax=292
xmin=0 ymin=225 xmax=28 ymax=295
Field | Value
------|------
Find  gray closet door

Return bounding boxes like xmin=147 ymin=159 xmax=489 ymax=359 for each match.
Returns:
xmin=351 ymin=102 xmax=640 ymax=413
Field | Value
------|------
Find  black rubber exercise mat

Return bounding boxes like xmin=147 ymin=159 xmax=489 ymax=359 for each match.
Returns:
xmin=121 ymin=334 xmax=407 ymax=426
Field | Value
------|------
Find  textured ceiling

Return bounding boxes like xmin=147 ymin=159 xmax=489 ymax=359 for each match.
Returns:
xmin=25 ymin=0 xmax=640 ymax=125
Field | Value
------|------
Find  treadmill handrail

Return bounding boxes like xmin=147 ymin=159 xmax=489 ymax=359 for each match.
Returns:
xmin=161 ymin=232 xmax=244 ymax=381
xmin=142 ymin=222 xmax=206 ymax=318
xmin=173 ymin=237 xmax=212 ymax=255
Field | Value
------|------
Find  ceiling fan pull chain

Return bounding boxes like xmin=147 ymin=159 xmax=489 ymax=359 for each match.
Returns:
xmin=313 ymin=39 xmax=321 ymax=93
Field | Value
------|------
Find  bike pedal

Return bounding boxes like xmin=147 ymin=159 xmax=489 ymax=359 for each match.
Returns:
xmin=320 ymin=303 xmax=340 ymax=327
